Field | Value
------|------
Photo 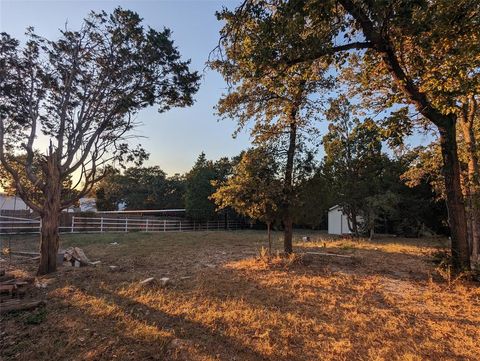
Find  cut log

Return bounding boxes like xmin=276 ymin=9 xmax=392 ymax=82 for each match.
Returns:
xmin=0 ymin=299 xmax=45 ymax=314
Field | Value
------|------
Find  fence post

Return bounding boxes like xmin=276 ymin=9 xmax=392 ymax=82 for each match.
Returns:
xmin=146 ymin=218 xmax=149 ymax=232
xmin=125 ymin=218 xmax=128 ymax=232
xmin=206 ymin=221 xmax=209 ymax=231
xmin=164 ymin=219 xmax=166 ymax=232
xmin=100 ymin=217 xmax=104 ymax=233
xmin=218 ymin=220 xmax=220 ymax=231
xmin=193 ymin=220 xmax=196 ymax=231
xmin=179 ymin=221 xmax=182 ymax=232
xmin=71 ymin=216 xmax=75 ymax=233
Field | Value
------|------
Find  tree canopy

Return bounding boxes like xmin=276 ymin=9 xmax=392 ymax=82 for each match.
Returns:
xmin=0 ymin=8 xmax=200 ymax=274
xmin=214 ymin=0 xmax=480 ymax=270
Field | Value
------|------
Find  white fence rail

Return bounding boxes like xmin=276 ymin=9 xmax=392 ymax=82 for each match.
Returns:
xmin=0 ymin=215 xmax=41 ymax=235
xmin=65 ymin=216 xmax=242 ymax=233
xmin=0 ymin=215 xmax=242 ymax=235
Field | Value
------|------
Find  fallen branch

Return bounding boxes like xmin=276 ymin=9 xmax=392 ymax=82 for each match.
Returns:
xmin=9 ymin=251 xmax=40 ymax=258
xmin=304 ymin=252 xmax=352 ymax=258
xmin=0 ymin=299 xmax=45 ymax=314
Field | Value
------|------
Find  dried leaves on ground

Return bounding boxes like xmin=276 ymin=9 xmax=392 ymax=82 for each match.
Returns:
xmin=1 ymin=231 xmax=479 ymax=361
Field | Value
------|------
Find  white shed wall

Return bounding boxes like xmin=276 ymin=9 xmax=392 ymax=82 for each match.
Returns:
xmin=328 ymin=206 xmax=352 ymax=235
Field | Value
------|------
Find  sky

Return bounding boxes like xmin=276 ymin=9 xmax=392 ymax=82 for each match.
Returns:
xmin=0 ymin=0 xmax=249 ymax=175
xmin=0 ymin=0 xmax=435 ymax=179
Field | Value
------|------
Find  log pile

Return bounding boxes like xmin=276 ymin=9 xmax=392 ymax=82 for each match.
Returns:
xmin=0 ymin=268 xmax=45 ymax=314
xmin=63 ymin=247 xmax=91 ymax=267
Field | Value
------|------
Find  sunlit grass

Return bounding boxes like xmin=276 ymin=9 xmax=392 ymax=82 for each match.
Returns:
xmin=2 ymin=231 xmax=479 ymax=360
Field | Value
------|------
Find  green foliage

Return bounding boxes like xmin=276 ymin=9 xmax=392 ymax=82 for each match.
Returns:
xmin=293 ymin=166 xmax=333 ymax=229
xmin=94 ymin=169 xmax=124 ymax=211
xmin=184 ymin=152 xmax=235 ymax=220
xmin=215 ymin=0 xmax=479 ymax=267
xmin=211 ymin=147 xmax=282 ymax=224
xmin=322 ymin=97 xmax=385 ymax=235
xmin=94 ymin=166 xmax=185 ymax=211
xmin=320 ymin=96 xmax=448 ymax=236
xmin=213 ymin=1 xmax=336 ymax=253
xmin=401 ymin=143 xmax=445 ymax=199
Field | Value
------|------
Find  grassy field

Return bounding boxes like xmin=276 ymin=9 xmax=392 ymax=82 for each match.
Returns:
xmin=1 ymin=230 xmax=479 ymax=361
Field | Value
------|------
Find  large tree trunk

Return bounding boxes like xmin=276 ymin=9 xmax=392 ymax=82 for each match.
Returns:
xmin=338 ymin=0 xmax=470 ymax=271
xmin=37 ymin=153 xmax=62 ymax=275
xmin=459 ymin=102 xmax=480 ymax=266
xmin=438 ymin=121 xmax=470 ymax=270
xmin=463 ymin=175 xmax=473 ymax=249
xmin=283 ymin=217 xmax=293 ymax=254
xmin=38 ymin=210 xmax=61 ymax=275
xmin=282 ymin=120 xmax=297 ymax=254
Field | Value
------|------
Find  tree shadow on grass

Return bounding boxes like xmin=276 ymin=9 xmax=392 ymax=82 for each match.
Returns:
xmin=77 ymin=285 xmax=280 ymax=361
xmin=294 ymin=242 xmax=437 ymax=281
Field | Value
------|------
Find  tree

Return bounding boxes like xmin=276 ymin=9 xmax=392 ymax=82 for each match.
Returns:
xmin=216 ymin=0 xmax=480 ymax=270
xmin=211 ymin=147 xmax=282 ymax=253
xmin=94 ymin=166 xmax=186 ymax=211
xmin=0 ymin=153 xmax=78 ymax=205
xmin=94 ymin=169 xmax=124 ymax=211
xmin=0 ymin=8 xmax=199 ymax=274
xmin=184 ymin=153 xmax=234 ymax=220
xmin=322 ymin=97 xmax=385 ymax=236
xmin=361 ymin=191 xmax=399 ymax=240
xmin=164 ymin=173 xmax=187 ymax=209
xmin=458 ymin=95 xmax=480 ymax=265
xmin=211 ymin=8 xmax=331 ymax=253
xmin=403 ymin=134 xmax=480 ymax=249
xmin=387 ymin=152 xmax=449 ymax=237
xmin=294 ymin=173 xmax=329 ymax=230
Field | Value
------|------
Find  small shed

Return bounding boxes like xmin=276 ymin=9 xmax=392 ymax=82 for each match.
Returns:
xmin=327 ymin=205 xmax=351 ymax=235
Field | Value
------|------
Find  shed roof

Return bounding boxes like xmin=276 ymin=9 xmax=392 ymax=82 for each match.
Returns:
xmin=328 ymin=204 xmax=342 ymax=212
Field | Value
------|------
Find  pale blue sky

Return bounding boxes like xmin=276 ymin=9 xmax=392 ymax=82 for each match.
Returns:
xmin=0 ymin=0 xmax=249 ymax=175
xmin=0 ymin=0 xmax=434 ymax=177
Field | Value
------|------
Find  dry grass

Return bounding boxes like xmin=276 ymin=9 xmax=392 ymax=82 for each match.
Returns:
xmin=1 ymin=231 xmax=479 ymax=361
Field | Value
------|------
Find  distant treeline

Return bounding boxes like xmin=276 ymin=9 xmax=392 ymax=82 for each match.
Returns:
xmin=95 ymin=146 xmax=448 ymax=237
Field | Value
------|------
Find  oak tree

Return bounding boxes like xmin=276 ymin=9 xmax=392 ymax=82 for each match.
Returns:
xmin=211 ymin=7 xmax=332 ymax=253
xmin=217 ymin=0 xmax=479 ymax=270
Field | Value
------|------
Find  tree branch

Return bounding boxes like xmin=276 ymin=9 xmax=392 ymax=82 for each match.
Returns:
xmin=286 ymin=41 xmax=373 ymax=66
xmin=337 ymin=0 xmax=453 ymax=128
